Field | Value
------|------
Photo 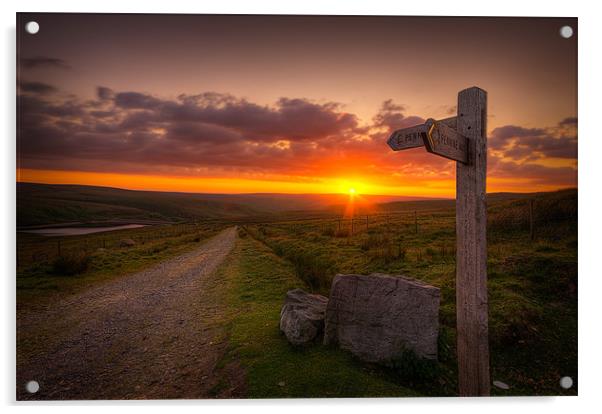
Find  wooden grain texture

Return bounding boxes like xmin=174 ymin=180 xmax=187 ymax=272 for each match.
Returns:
xmin=423 ymin=119 xmax=468 ymax=163
xmin=529 ymin=199 xmax=534 ymax=241
xmin=387 ymin=124 xmax=428 ymax=151
xmin=438 ymin=116 xmax=458 ymax=129
xmin=455 ymin=87 xmax=490 ymax=396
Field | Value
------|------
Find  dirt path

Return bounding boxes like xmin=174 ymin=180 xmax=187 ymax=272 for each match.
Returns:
xmin=17 ymin=227 xmax=243 ymax=400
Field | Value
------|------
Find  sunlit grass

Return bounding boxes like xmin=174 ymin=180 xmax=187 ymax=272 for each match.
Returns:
xmin=213 ymin=233 xmax=419 ymax=398
xmin=242 ymin=190 xmax=577 ymax=396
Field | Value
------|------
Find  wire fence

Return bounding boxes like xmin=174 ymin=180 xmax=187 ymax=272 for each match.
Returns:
xmin=17 ymin=194 xmax=576 ymax=272
xmin=243 ymin=195 xmax=577 ymax=288
xmin=255 ymin=195 xmax=577 ymax=240
xmin=16 ymin=222 xmax=223 ymax=270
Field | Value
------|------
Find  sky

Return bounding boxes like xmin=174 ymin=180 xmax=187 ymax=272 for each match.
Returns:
xmin=16 ymin=14 xmax=577 ymax=197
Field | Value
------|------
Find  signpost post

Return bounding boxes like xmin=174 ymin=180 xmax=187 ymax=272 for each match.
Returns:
xmin=387 ymin=87 xmax=490 ymax=396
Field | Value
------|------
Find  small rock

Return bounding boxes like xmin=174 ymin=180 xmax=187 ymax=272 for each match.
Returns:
xmin=278 ymin=381 xmax=285 ymax=387
xmin=119 ymin=238 xmax=136 ymax=247
xmin=280 ymin=289 xmax=328 ymax=346
xmin=493 ymin=380 xmax=510 ymax=390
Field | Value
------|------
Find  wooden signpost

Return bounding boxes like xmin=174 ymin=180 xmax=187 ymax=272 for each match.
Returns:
xmin=388 ymin=87 xmax=490 ymax=396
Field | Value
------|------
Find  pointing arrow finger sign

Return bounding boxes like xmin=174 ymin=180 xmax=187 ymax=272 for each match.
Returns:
xmin=423 ymin=118 xmax=468 ymax=164
xmin=387 ymin=124 xmax=428 ymax=151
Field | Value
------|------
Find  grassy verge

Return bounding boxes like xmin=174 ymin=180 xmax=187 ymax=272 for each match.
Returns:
xmin=17 ymin=223 xmax=225 ymax=306
xmin=213 ymin=230 xmax=419 ymax=398
xmin=241 ymin=191 xmax=577 ymax=396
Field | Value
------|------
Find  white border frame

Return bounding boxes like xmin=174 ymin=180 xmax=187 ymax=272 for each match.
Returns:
xmin=2 ymin=1 xmax=599 ymax=413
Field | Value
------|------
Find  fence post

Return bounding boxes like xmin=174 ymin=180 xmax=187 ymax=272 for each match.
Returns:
xmin=366 ymin=215 xmax=369 ymax=231
xmin=529 ymin=199 xmax=535 ymax=241
xmin=414 ymin=211 xmax=418 ymax=234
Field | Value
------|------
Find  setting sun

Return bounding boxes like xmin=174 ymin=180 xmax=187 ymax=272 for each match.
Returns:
xmin=348 ymin=188 xmax=357 ymax=195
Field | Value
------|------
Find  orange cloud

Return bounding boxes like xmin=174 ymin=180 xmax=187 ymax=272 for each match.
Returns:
xmin=17 ymin=84 xmax=577 ymax=196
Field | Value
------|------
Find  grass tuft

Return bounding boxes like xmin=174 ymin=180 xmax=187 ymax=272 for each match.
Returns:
xmin=50 ymin=252 xmax=91 ymax=276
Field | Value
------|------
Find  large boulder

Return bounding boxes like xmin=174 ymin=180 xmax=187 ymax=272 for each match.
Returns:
xmin=280 ymin=289 xmax=328 ymax=346
xmin=323 ymin=273 xmax=440 ymax=363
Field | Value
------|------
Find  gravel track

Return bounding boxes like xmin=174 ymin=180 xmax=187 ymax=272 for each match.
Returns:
xmin=17 ymin=226 xmax=241 ymax=400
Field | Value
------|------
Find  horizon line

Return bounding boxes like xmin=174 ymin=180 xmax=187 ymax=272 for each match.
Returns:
xmin=16 ymin=180 xmax=577 ymax=199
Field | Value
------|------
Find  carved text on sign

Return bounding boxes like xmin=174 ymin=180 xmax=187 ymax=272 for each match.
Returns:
xmin=424 ymin=119 xmax=468 ymax=164
xmin=387 ymin=124 xmax=428 ymax=151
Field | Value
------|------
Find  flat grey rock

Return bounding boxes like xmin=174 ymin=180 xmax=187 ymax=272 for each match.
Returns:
xmin=323 ymin=273 xmax=440 ymax=364
xmin=280 ymin=289 xmax=328 ymax=346
xmin=493 ymin=380 xmax=510 ymax=390
xmin=119 ymin=238 xmax=136 ymax=247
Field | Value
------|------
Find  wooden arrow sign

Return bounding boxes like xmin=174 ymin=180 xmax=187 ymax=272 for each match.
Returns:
xmin=423 ymin=118 xmax=468 ymax=164
xmin=387 ymin=117 xmax=467 ymax=164
xmin=387 ymin=124 xmax=428 ymax=151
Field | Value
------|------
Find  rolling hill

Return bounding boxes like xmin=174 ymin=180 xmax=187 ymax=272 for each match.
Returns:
xmin=17 ymin=182 xmax=577 ymax=228
xmin=16 ymin=182 xmax=433 ymax=227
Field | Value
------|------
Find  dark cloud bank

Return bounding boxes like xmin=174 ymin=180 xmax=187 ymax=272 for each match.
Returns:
xmin=17 ymin=79 xmax=577 ymax=189
xmin=20 ymin=56 xmax=71 ymax=70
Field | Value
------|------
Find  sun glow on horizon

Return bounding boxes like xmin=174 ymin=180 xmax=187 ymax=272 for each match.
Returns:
xmin=16 ymin=168 xmax=573 ymax=198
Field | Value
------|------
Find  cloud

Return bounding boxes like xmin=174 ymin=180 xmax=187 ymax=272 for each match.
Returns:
xmin=162 ymin=94 xmax=360 ymax=142
xmin=165 ymin=121 xmax=242 ymax=144
xmin=491 ymin=120 xmax=577 ymax=160
xmin=16 ymin=83 xmax=577 ymax=191
xmin=488 ymin=157 xmax=577 ymax=187
xmin=90 ymin=110 xmax=115 ymax=119
xmin=490 ymin=125 xmax=546 ymax=144
xmin=372 ymin=99 xmax=424 ymax=132
xmin=18 ymin=94 xmax=84 ymax=120
xmin=559 ymin=117 xmax=577 ymax=127
xmin=446 ymin=105 xmax=457 ymax=115
xmin=18 ymin=81 xmax=57 ymax=95
xmin=97 ymin=86 xmax=114 ymax=101
xmin=20 ymin=56 xmax=70 ymax=70
xmin=114 ymin=92 xmax=164 ymax=110
xmin=17 ymin=86 xmax=362 ymax=175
